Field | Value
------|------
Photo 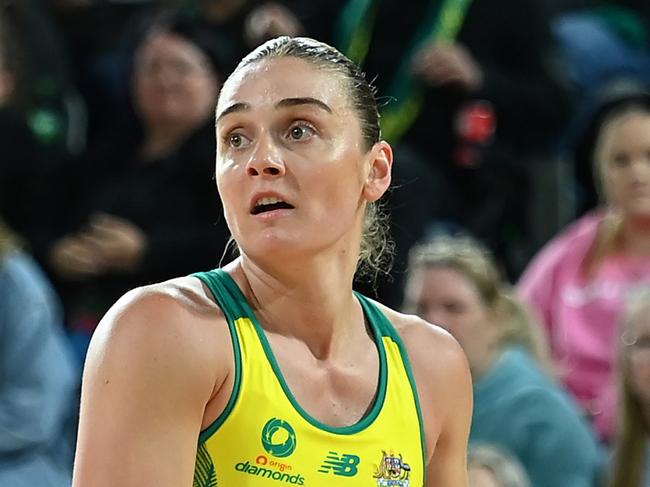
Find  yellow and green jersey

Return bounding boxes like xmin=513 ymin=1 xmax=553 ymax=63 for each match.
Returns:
xmin=192 ymin=269 xmax=426 ymax=487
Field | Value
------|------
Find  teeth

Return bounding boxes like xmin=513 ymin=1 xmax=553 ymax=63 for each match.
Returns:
xmin=256 ymin=196 xmax=284 ymax=207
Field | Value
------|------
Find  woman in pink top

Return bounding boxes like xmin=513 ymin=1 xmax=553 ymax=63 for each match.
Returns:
xmin=518 ymin=92 xmax=650 ymax=443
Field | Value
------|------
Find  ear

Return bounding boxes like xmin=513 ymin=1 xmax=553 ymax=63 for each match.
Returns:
xmin=363 ymin=140 xmax=393 ymax=202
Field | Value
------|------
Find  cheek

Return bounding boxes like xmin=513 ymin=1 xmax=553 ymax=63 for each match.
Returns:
xmin=189 ymin=78 xmax=219 ymax=107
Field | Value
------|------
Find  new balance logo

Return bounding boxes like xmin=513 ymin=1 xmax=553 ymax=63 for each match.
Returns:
xmin=318 ymin=451 xmax=360 ymax=477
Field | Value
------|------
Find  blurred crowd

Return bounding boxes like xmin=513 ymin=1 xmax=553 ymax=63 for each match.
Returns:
xmin=2 ymin=0 xmax=650 ymax=486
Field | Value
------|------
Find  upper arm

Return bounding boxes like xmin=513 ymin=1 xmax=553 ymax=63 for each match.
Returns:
xmin=72 ymin=287 xmax=223 ymax=487
xmin=424 ymin=335 xmax=473 ymax=487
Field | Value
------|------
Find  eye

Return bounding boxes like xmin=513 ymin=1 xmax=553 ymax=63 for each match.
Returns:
xmin=287 ymin=122 xmax=315 ymax=142
xmin=444 ymin=301 xmax=466 ymax=314
xmin=226 ymin=132 xmax=251 ymax=149
xmin=612 ymin=153 xmax=630 ymax=168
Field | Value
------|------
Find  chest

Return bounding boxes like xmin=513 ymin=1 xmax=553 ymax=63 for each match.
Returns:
xmin=268 ymin=336 xmax=381 ymax=428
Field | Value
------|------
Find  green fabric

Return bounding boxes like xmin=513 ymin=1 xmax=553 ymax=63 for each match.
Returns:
xmin=193 ymin=443 xmax=218 ymax=487
xmin=381 ymin=0 xmax=474 ymax=142
xmin=335 ymin=0 xmax=377 ymax=65
xmin=336 ymin=0 xmax=474 ymax=143
xmin=592 ymin=5 xmax=648 ymax=49
xmin=192 ymin=270 xmax=244 ymax=444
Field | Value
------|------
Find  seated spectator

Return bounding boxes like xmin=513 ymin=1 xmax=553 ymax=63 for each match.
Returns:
xmin=1 ymin=0 xmax=84 ymax=161
xmin=0 ymin=1 xmax=71 ymax=247
xmin=0 ymin=218 xmax=78 ymax=487
xmin=42 ymin=14 xmax=230 ymax=353
xmin=518 ymin=91 xmax=650 ymax=443
xmin=468 ymin=444 xmax=531 ymax=487
xmin=553 ymin=2 xmax=650 ymax=213
xmin=608 ymin=286 xmax=650 ymax=487
xmin=404 ymin=235 xmax=601 ymax=487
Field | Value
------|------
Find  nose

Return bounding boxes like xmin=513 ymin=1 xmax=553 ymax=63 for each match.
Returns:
xmin=247 ymin=134 xmax=285 ymax=178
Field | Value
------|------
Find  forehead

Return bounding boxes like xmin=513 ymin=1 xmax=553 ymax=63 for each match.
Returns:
xmin=217 ymin=57 xmax=349 ymax=117
xmin=418 ymin=266 xmax=477 ymax=296
xmin=601 ymin=112 xmax=650 ymax=143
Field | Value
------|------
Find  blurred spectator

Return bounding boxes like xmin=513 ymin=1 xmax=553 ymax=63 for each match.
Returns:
xmin=552 ymin=1 xmax=650 ymax=213
xmin=333 ymin=0 xmax=572 ymax=306
xmin=0 ymin=219 xmax=78 ymax=487
xmin=1 ymin=0 xmax=85 ymax=160
xmin=0 ymin=1 xmax=65 ymax=251
xmin=40 ymin=14 xmax=230 ymax=355
xmin=45 ymin=0 xmax=173 ymax=141
xmin=607 ymin=286 xmax=650 ymax=487
xmin=468 ymin=444 xmax=531 ymax=487
xmin=404 ymin=235 xmax=602 ymax=487
xmin=519 ymin=91 xmax=650 ymax=443
xmin=184 ymin=0 xmax=310 ymax=72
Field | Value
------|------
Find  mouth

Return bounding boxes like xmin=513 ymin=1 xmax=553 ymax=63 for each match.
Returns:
xmin=251 ymin=196 xmax=295 ymax=215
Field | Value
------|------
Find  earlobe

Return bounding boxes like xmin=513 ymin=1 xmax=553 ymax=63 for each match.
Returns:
xmin=364 ymin=141 xmax=393 ymax=202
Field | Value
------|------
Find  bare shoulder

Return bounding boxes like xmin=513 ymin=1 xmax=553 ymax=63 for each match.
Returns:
xmin=85 ymin=275 xmax=230 ymax=396
xmin=74 ymin=276 xmax=232 ymax=487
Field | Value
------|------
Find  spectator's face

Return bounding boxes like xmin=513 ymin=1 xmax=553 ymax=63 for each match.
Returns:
xmin=134 ymin=32 xmax=219 ymax=131
xmin=215 ymin=56 xmax=390 ymax=266
xmin=406 ymin=265 xmax=500 ymax=373
xmin=625 ymin=306 xmax=650 ymax=405
xmin=468 ymin=465 xmax=501 ymax=487
xmin=598 ymin=112 xmax=650 ymax=220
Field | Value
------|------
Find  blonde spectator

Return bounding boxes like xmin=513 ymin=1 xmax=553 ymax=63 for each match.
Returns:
xmin=404 ymin=235 xmax=601 ymax=487
xmin=609 ymin=286 xmax=650 ymax=487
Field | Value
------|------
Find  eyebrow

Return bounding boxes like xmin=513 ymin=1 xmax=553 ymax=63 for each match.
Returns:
xmin=216 ymin=97 xmax=332 ymax=124
xmin=275 ymin=97 xmax=332 ymax=113
xmin=216 ymin=102 xmax=250 ymax=123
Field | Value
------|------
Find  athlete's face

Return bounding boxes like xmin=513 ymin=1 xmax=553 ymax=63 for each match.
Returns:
xmin=215 ymin=56 xmax=391 ymax=266
xmin=598 ymin=112 xmax=650 ymax=221
xmin=405 ymin=266 xmax=500 ymax=372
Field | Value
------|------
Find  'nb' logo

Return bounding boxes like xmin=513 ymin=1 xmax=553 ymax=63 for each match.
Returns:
xmin=318 ymin=451 xmax=361 ymax=477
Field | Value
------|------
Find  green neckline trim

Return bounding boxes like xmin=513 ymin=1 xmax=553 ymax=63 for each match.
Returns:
xmin=216 ymin=270 xmax=389 ymax=435
xmin=193 ymin=271 xmax=244 ymax=444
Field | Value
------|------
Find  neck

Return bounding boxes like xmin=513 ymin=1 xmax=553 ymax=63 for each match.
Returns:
xmin=230 ymin=250 xmax=365 ymax=361
xmin=471 ymin=347 xmax=502 ymax=382
xmin=621 ymin=216 xmax=650 ymax=256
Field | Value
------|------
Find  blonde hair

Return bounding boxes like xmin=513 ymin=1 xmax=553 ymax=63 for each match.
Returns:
xmin=610 ymin=286 xmax=650 ymax=487
xmin=405 ymin=235 xmax=550 ymax=366
xmin=585 ymin=102 xmax=650 ymax=278
xmin=468 ymin=444 xmax=531 ymax=487
xmin=0 ymin=217 xmax=20 ymax=260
